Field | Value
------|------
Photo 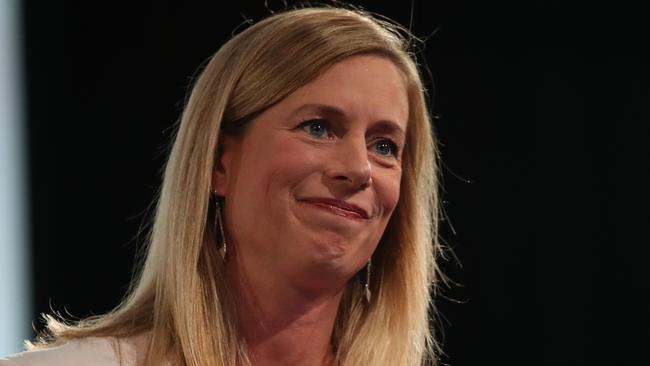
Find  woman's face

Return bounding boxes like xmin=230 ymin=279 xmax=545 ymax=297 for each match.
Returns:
xmin=214 ymin=54 xmax=409 ymax=292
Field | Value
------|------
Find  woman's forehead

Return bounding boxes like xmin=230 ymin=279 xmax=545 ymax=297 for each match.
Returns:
xmin=274 ymin=55 xmax=409 ymax=129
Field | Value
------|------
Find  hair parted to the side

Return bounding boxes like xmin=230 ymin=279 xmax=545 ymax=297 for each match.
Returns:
xmin=29 ymin=5 xmax=442 ymax=366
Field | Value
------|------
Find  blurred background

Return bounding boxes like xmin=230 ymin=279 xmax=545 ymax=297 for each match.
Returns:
xmin=1 ymin=0 xmax=648 ymax=365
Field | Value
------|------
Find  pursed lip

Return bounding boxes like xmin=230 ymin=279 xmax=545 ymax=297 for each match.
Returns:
xmin=299 ymin=197 xmax=369 ymax=220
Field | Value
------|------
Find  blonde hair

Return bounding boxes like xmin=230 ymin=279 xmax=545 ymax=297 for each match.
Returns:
xmin=31 ymin=6 xmax=442 ymax=366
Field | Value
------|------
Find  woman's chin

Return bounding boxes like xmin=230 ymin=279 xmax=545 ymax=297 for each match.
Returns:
xmin=292 ymin=262 xmax=355 ymax=296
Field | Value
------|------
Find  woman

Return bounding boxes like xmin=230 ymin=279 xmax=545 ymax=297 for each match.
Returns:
xmin=2 ymin=5 xmax=442 ymax=366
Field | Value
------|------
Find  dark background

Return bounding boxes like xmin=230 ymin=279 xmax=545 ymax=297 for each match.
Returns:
xmin=22 ymin=1 xmax=648 ymax=365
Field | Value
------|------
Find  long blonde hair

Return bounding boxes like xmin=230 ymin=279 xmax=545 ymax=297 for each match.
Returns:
xmin=31 ymin=6 xmax=442 ymax=366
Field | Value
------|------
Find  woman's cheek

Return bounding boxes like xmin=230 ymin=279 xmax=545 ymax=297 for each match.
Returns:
xmin=271 ymin=138 xmax=325 ymax=171
xmin=375 ymin=169 xmax=402 ymax=215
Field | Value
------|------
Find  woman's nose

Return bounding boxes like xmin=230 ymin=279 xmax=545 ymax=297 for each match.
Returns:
xmin=325 ymin=136 xmax=372 ymax=190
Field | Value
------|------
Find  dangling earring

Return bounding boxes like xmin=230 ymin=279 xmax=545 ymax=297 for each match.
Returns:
xmin=214 ymin=196 xmax=227 ymax=260
xmin=364 ymin=257 xmax=372 ymax=303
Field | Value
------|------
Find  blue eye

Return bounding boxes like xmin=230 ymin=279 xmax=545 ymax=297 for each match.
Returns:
xmin=374 ymin=140 xmax=398 ymax=157
xmin=301 ymin=119 xmax=330 ymax=139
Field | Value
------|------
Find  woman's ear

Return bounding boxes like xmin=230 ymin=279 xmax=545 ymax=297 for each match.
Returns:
xmin=212 ymin=134 xmax=239 ymax=196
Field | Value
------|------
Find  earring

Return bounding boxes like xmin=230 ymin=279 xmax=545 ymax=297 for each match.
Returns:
xmin=364 ymin=257 xmax=372 ymax=303
xmin=214 ymin=196 xmax=227 ymax=259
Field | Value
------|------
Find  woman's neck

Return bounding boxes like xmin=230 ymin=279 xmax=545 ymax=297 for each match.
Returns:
xmin=226 ymin=251 xmax=344 ymax=366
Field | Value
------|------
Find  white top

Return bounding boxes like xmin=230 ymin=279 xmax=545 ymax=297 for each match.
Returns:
xmin=0 ymin=334 xmax=151 ymax=366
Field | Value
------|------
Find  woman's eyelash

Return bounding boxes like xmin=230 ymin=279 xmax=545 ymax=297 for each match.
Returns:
xmin=373 ymin=139 xmax=400 ymax=157
xmin=299 ymin=119 xmax=332 ymax=139
xmin=298 ymin=119 xmax=401 ymax=158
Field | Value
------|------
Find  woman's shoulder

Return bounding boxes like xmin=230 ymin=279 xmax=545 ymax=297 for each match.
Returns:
xmin=0 ymin=333 xmax=150 ymax=366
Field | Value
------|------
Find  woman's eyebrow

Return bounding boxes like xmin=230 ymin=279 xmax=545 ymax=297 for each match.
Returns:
xmin=289 ymin=103 xmax=406 ymax=137
xmin=367 ymin=120 xmax=406 ymax=140
xmin=288 ymin=103 xmax=346 ymax=119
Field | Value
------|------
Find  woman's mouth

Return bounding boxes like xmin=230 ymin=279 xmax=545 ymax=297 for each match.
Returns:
xmin=299 ymin=197 xmax=369 ymax=220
